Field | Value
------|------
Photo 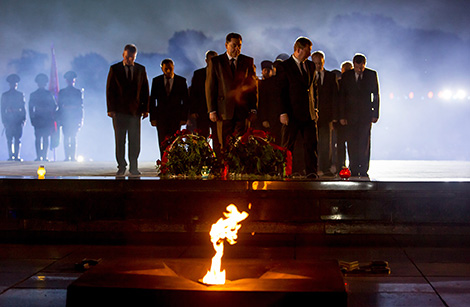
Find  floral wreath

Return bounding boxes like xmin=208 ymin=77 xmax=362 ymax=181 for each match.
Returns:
xmin=156 ymin=128 xmax=292 ymax=178
xmin=156 ymin=129 xmax=218 ymax=177
xmin=223 ymin=128 xmax=292 ymax=177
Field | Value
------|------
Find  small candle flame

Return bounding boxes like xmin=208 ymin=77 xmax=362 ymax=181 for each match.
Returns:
xmin=37 ymin=165 xmax=46 ymax=179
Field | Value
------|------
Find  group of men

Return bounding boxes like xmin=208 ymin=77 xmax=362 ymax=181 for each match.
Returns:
xmin=107 ymin=33 xmax=380 ymax=178
xmin=1 ymin=72 xmax=83 ymax=162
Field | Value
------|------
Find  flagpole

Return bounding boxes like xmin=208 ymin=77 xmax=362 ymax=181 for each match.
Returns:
xmin=49 ymin=44 xmax=60 ymax=161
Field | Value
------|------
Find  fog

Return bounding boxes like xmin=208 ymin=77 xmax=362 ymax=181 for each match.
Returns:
xmin=1 ymin=0 xmax=469 ymax=162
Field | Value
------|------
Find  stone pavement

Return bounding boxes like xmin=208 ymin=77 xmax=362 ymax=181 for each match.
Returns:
xmin=0 ymin=234 xmax=469 ymax=306
xmin=0 ymin=160 xmax=469 ymax=180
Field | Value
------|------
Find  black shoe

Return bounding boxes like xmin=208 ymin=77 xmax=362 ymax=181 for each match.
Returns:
xmin=321 ymin=171 xmax=335 ymax=177
xmin=306 ymin=173 xmax=319 ymax=179
xmin=116 ymin=168 xmax=126 ymax=176
xmin=129 ymin=169 xmax=141 ymax=175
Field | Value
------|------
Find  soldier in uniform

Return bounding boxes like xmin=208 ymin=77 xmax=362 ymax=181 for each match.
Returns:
xmin=58 ymin=71 xmax=84 ymax=161
xmin=29 ymin=73 xmax=57 ymax=161
xmin=1 ymin=74 xmax=26 ymax=161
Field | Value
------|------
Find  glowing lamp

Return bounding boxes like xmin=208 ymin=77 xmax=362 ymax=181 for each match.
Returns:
xmin=37 ymin=165 xmax=46 ymax=179
xmin=339 ymin=167 xmax=351 ymax=179
xmin=201 ymin=166 xmax=210 ymax=179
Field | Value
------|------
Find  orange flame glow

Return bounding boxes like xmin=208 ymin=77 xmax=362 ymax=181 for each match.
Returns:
xmin=202 ymin=204 xmax=249 ymax=285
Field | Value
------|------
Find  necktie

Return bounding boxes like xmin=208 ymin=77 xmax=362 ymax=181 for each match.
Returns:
xmin=300 ymin=62 xmax=308 ymax=84
xmin=126 ymin=65 xmax=133 ymax=80
xmin=357 ymin=73 xmax=362 ymax=83
xmin=230 ymin=58 xmax=236 ymax=76
xmin=165 ymin=78 xmax=171 ymax=96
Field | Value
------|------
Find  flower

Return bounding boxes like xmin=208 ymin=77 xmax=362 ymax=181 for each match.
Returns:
xmin=157 ymin=130 xmax=219 ymax=177
xmin=223 ymin=128 xmax=291 ymax=176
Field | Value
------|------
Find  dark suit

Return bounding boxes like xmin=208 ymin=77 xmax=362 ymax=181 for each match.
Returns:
xmin=316 ymin=70 xmax=339 ymax=173
xmin=257 ymin=76 xmax=282 ymax=145
xmin=278 ymin=56 xmax=318 ymax=176
xmin=106 ymin=62 xmax=149 ymax=171
xmin=205 ymin=53 xmax=257 ymax=147
xmin=334 ymin=76 xmax=348 ymax=173
xmin=189 ymin=67 xmax=219 ymax=150
xmin=339 ymin=68 xmax=380 ymax=176
xmin=150 ymin=74 xmax=188 ymax=157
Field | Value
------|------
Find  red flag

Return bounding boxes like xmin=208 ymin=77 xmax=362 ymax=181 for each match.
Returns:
xmin=49 ymin=45 xmax=59 ymax=101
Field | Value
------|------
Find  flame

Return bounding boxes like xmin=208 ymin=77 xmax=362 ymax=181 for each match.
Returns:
xmin=202 ymin=204 xmax=249 ymax=285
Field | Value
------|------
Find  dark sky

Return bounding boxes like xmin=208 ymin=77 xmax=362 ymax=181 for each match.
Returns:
xmin=2 ymin=0 xmax=469 ymax=73
xmin=1 ymin=0 xmax=469 ymax=162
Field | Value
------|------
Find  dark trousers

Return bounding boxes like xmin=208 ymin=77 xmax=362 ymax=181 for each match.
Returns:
xmin=5 ymin=125 xmax=23 ymax=159
xmin=281 ymin=119 xmax=318 ymax=175
xmin=62 ymin=125 xmax=79 ymax=161
xmin=333 ymin=122 xmax=347 ymax=173
xmin=157 ymin=120 xmax=181 ymax=159
xmin=112 ymin=113 xmax=141 ymax=171
xmin=347 ymin=121 xmax=372 ymax=176
xmin=317 ymin=120 xmax=333 ymax=173
xmin=34 ymin=127 xmax=51 ymax=160
xmin=198 ymin=119 xmax=220 ymax=157
xmin=217 ymin=118 xmax=247 ymax=150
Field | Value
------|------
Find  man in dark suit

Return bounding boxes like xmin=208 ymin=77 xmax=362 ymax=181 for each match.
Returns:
xmin=278 ymin=36 xmax=318 ymax=178
xmin=311 ymin=51 xmax=339 ymax=177
xmin=339 ymin=53 xmax=380 ymax=177
xmin=106 ymin=44 xmax=149 ymax=176
xmin=334 ymin=61 xmax=353 ymax=174
xmin=257 ymin=60 xmax=282 ymax=145
xmin=150 ymin=58 xmax=189 ymax=158
xmin=189 ymin=51 xmax=219 ymax=152
xmin=205 ymin=32 xmax=257 ymax=148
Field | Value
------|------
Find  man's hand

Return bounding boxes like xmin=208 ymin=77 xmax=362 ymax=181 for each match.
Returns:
xmin=107 ymin=112 xmax=115 ymax=118
xmin=151 ymin=120 xmax=157 ymax=127
xmin=262 ymin=121 xmax=270 ymax=128
xmin=372 ymin=117 xmax=378 ymax=123
xmin=142 ymin=112 xmax=148 ymax=119
xmin=180 ymin=120 xmax=187 ymax=125
xmin=340 ymin=119 xmax=348 ymax=126
xmin=280 ymin=113 xmax=289 ymax=125
xmin=248 ymin=110 xmax=257 ymax=122
xmin=209 ymin=112 xmax=218 ymax=122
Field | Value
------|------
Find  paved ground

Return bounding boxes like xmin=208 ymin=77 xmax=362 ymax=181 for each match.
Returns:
xmin=1 ymin=161 xmax=469 ymax=306
xmin=0 ymin=160 xmax=469 ymax=180
xmin=0 ymin=235 xmax=469 ymax=306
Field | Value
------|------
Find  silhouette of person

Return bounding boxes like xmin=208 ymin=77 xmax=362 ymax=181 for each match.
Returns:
xmin=277 ymin=37 xmax=318 ymax=178
xmin=205 ymin=32 xmax=258 ymax=148
xmin=334 ymin=61 xmax=353 ymax=174
xmin=58 ymin=71 xmax=83 ymax=161
xmin=339 ymin=54 xmax=380 ymax=177
xmin=150 ymin=58 xmax=189 ymax=158
xmin=188 ymin=51 xmax=220 ymax=152
xmin=106 ymin=44 xmax=149 ymax=175
xmin=311 ymin=51 xmax=339 ymax=177
xmin=257 ymin=60 xmax=282 ymax=145
xmin=29 ymin=73 xmax=57 ymax=161
xmin=1 ymin=74 xmax=26 ymax=161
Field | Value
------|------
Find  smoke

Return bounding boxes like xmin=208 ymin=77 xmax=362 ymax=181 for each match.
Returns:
xmin=1 ymin=1 xmax=470 ymax=162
